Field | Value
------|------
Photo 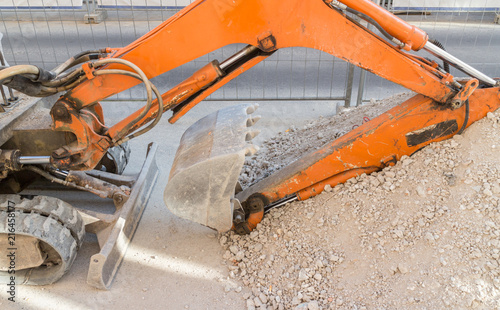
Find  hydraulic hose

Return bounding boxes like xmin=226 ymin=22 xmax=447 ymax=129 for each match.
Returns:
xmin=93 ymin=69 xmax=164 ymax=144
xmin=0 ymin=65 xmax=40 ymax=81
xmin=52 ymin=49 xmax=107 ymax=75
xmin=92 ymin=58 xmax=154 ymax=140
xmin=429 ymin=39 xmax=450 ymax=73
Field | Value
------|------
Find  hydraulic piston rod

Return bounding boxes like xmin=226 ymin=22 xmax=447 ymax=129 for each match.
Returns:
xmin=423 ymin=41 xmax=498 ymax=87
xmin=18 ymin=156 xmax=51 ymax=165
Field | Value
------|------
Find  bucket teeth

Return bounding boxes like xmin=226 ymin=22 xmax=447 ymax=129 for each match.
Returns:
xmin=245 ymin=145 xmax=260 ymax=156
xmin=246 ymin=115 xmax=261 ymax=127
xmin=164 ymin=103 xmax=261 ymax=232
xmin=246 ymin=104 xmax=259 ymax=114
xmin=245 ymin=130 xmax=261 ymax=141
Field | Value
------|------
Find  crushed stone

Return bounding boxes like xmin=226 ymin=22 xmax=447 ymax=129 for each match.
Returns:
xmin=224 ymin=93 xmax=500 ymax=309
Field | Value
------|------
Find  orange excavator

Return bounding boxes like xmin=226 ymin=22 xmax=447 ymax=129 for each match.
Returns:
xmin=0 ymin=0 xmax=499 ymax=289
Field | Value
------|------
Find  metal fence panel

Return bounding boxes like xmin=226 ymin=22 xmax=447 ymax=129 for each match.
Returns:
xmin=0 ymin=4 xmax=352 ymax=105
xmin=0 ymin=2 xmax=498 ymax=106
xmin=357 ymin=8 xmax=500 ymax=104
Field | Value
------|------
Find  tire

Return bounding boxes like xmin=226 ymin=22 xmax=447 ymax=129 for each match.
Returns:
xmin=0 ymin=195 xmax=85 ymax=285
xmin=96 ymin=143 xmax=131 ymax=174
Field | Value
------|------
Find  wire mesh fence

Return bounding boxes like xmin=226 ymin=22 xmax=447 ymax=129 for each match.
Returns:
xmin=0 ymin=1 xmax=498 ymax=106
xmin=0 ymin=2 xmax=352 ymax=105
xmin=358 ymin=1 xmax=500 ymax=104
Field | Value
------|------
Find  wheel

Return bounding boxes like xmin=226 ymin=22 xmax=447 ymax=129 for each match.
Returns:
xmin=0 ymin=195 xmax=85 ymax=285
xmin=96 ymin=143 xmax=131 ymax=174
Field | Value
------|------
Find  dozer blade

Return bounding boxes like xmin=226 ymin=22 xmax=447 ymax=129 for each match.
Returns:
xmin=87 ymin=143 xmax=159 ymax=289
xmin=164 ymin=104 xmax=260 ymax=232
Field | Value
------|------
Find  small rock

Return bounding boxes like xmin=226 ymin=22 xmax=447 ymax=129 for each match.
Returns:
xmin=484 ymin=189 xmax=493 ymax=197
xmin=247 ymin=299 xmax=256 ymax=310
xmin=416 ymin=186 xmax=426 ymax=197
xmin=292 ymin=296 xmax=301 ymax=306
xmin=219 ymin=236 xmax=228 ymax=246
xmin=308 ymin=301 xmax=320 ymax=310
xmin=398 ymin=263 xmax=409 ymax=274
xmin=235 ymin=251 xmax=245 ymax=261
xmin=229 ymin=245 xmax=239 ymax=254
xmin=298 ymin=269 xmax=309 ymax=281
xmin=295 ymin=303 xmax=309 ymax=310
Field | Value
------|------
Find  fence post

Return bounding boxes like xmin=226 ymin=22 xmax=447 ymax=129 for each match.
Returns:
xmin=84 ymin=0 xmax=108 ymax=24
xmin=344 ymin=64 xmax=355 ymax=107
xmin=355 ymin=0 xmax=383 ymax=107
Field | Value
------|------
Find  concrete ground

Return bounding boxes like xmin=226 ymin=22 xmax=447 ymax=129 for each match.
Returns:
xmin=0 ymin=98 xmax=338 ymax=310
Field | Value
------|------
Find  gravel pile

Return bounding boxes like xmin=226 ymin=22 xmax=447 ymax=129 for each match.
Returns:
xmin=223 ymin=95 xmax=500 ymax=309
xmin=239 ymin=93 xmax=414 ymax=187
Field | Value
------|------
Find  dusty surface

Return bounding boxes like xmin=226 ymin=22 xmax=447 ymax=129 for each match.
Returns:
xmin=240 ymin=93 xmax=414 ymax=187
xmin=224 ymin=96 xmax=500 ymax=309
xmin=0 ymin=99 xmax=337 ymax=310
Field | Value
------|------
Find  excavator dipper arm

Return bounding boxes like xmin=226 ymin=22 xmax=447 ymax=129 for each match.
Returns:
xmin=50 ymin=0 xmax=465 ymax=172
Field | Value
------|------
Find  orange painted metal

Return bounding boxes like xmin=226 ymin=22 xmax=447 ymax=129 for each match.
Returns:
xmin=50 ymin=0 xmax=460 ymax=170
xmin=246 ymin=210 xmax=264 ymax=231
xmin=454 ymin=79 xmax=479 ymax=104
xmin=107 ymin=60 xmax=223 ymax=141
xmin=168 ymin=55 xmax=270 ymax=124
xmin=50 ymin=100 xmax=111 ymax=170
xmin=62 ymin=0 xmax=452 ymax=109
xmin=237 ymin=87 xmax=500 ymax=204
xmin=297 ymin=167 xmax=379 ymax=200
xmin=337 ymin=0 xmax=428 ymax=50
xmin=108 ymin=55 xmax=270 ymax=142
xmin=231 ymin=209 xmax=264 ymax=234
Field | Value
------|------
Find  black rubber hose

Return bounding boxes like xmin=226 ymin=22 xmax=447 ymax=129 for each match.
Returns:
xmin=457 ymin=99 xmax=470 ymax=135
xmin=429 ymin=39 xmax=450 ymax=73
xmin=72 ymin=49 xmax=103 ymax=60
xmin=344 ymin=7 xmax=396 ymax=43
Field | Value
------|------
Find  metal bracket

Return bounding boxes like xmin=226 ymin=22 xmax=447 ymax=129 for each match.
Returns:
xmin=87 ymin=143 xmax=159 ymax=289
xmin=450 ymin=79 xmax=479 ymax=110
xmin=257 ymin=32 xmax=277 ymax=52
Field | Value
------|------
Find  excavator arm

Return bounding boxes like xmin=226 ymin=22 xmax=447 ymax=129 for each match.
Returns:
xmin=50 ymin=0 xmax=469 ymax=171
xmin=2 ymin=0 xmax=500 ymax=234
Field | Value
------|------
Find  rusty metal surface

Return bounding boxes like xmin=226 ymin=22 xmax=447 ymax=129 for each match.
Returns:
xmin=66 ymin=171 xmax=128 ymax=199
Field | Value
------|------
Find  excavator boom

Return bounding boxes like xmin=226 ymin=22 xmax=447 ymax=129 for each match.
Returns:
xmin=50 ymin=0 xmax=468 ymax=171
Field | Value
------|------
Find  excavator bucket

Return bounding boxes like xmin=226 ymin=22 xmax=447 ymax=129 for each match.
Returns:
xmin=164 ymin=104 xmax=260 ymax=232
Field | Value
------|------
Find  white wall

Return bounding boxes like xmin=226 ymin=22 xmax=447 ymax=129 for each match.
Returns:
xmin=393 ymin=0 xmax=500 ymax=10
xmin=98 ymin=0 xmax=192 ymax=7
xmin=0 ymin=0 xmax=82 ymax=7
